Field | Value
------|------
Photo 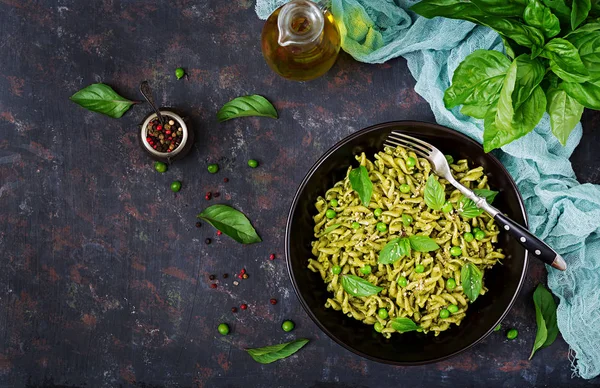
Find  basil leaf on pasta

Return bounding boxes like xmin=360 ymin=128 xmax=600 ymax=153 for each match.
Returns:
xmin=408 ymin=235 xmax=440 ymax=252
xmin=379 ymin=237 xmax=411 ymax=264
xmin=322 ymin=224 xmax=341 ymax=235
xmin=424 ymin=175 xmax=446 ymax=211
xmin=349 ymin=165 xmax=373 ymax=206
xmin=458 ymin=196 xmax=484 ymax=219
xmin=391 ymin=317 xmax=420 ymax=333
xmin=461 ymin=263 xmax=483 ymax=302
xmin=342 ymin=275 xmax=383 ymax=297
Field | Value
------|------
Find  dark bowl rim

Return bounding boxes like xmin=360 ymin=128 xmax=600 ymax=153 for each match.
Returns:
xmin=284 ymin=120 xmax=530 ymax=366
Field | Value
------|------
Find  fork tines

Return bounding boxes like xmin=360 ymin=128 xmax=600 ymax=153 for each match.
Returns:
xmin=384 ymin=131 xmax=433 ymax=158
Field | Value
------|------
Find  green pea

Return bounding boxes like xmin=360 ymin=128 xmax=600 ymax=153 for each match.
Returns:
xmin=217 ymin=323 xmax=229 ymax=335
xmin=282 ymin=320 xmax=295 ymax=332
xmin=360 ymin=265 xmax=372 ymax=275
xmin=442 ymin=202 xmax=453 ymax=213
xmin=332 ymin=265 xmax=341 ymax=275
xmin=326 ymin=209 xmax=336 ymax=219
xmin=399 ymin=184 xmax=411 ymax=193
xmin=352 ymin=222 xmax=360 ymax=229
xmin=374 ymin=322 xmax=383 ymax=333
xmin=330 ymin=199 xmax=339 ymax=207
xmin=377 ymin=308 xmax=389 ymax=319
xmin=447 ymin=304 xmax=459 ymax=314
xmin=374 ymin=208 xmax=383 ymax=217
xmin=376 ymin=222 xmax=387 ymax=232
xmin=154 ymin=161 xmax=168 ymax=173
xmin=494 ymin=324 xmax=502 ymax=332
xmin=475 ymin=230 xmax=486 ymax=241
xmin=507 ymin=328 xmax=518 ymax=340
xmin=446 ymin=278 xmax=456 ymax=290
xmin=397 ymin=276 xmax=408 ymax=287
xmin=207 ymin=163 xmax=219 ymax=174
xmin=473 ymin=227 xmax=481 ymax=233
xmin=415 ymin=264 xmax=425 ymax=273
xmin=439 ymin=309 xmax=450 ymax=319
xmin=406 ymin=157 xmax=417 ymax=168
xmin=445 ymin=155 xmax=454 ymax=164
xmin=402 ymin=214 xmax=413 ymax=226
xmin=248 ymin=159 xmax=259 ymax=168
xmin=175 ymin=67 xmax=185 ymax=80
xmin=450 ymin=246 xmax=462 ymax=256
xmin=170 ymin=181 xmax=182 ymax=192
xmin=463 ymin=232 xmax=474 ymax=242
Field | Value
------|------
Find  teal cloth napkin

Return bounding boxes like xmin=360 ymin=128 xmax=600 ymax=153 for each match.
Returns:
xmin=256 ymin=0 xmax=600 ymax=379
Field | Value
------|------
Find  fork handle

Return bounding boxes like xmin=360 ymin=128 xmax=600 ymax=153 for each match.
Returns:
xmin=493 ymin=213 xmax=566 ymax=271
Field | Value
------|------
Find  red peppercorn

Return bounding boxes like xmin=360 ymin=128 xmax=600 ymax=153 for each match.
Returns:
xmin=269 ymin=254 xmax=276 ymax=260
xmin=165 ymin=130 xmax=171 ymax=135
xmin=270 ymin=299 xmax=277 ymax=305
xmin=157 ymin=125 xmax=163 ymax=131
xmin=146 ymin=137 xmax=152 ymax=142
xmin=167 ymin=149 xmax=172 ymax=153
xmin=231 ymin=307 xmax=237 ymax=313
xmin=210 ymin=283 xmax=217 ymax=289
xmin=238 ymin=274 xmax=243 ymax=279
xmin=217 ymin=230 xmax=222 ymax=236
xmin=223 ymin=178 xmax=229 ymax=183
xmin=240 ymin=304 xmax=247 ymax=310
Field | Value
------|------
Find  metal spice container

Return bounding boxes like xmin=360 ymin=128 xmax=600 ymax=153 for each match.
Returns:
xmin=138 ymin=110 xmax=194 ymax=163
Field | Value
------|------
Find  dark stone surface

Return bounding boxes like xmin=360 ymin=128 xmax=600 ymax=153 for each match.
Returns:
xmin=1 ymin=1 xmax=599 ymax=387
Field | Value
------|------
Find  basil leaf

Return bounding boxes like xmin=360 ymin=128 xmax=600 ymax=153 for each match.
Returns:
xmin=566 ymin=27 xmax=600 ymax=80
xmin=349 ymin=165 xmax=373 ymax=206
xmin=391 ymin=317 xmax=420 ymax=333
xmin=542 ymin=38 xmax=590 ymax=83
xmin=246 ymin=339 xmax=309 ymax=364
xmin=479 ymin=18 xmax=546 ymax=50
xmin=571 ymin=0 xmax=592 ymax=30
xmin=424 ymin=174 xmax=445 ymax=211
xmin=530 ymin=284 xmax=559 ymax=359
xmin=541 ymin=0 xmax=572 ymax=24
xmin=379 ymin=237 xmax=411 ymax=265
xmin=458 ymin=196 xmax=484 ymax=219
xmin=512 ymin=55 xmax=547 ymax=110
xmin=470 ymin=0 xmax=526 ymax=17
xmin=197 ymin=204 xmax=262 ymax=244
xmin=461 ymin=103 xmax=492 ymax=119
xmin=342 ymin=275 xmax=383 ymax=297
xmin=444 ymin=50 xmax=511 ymax=111
xmin=217 ymin=95 xmax=278 ymax=122
xmin=561 ymin=80 xmax=600 ymax=109
xmin=322 ymin=224 xmax=341 ymax=235
xmin=501 ymin=36 xmax=517 ymax=60
xmin=546 ymin=86 xmax=584 ymax=145
xmin=473 ymin=188 xmax=499 ymax=203
xmin=524 ymin=0 xmax=561 ymax=38
xmin=461 ymin=263 xmax=483 ymax=302
xmin=70 ymin=83 xmax=136 ymax=119
xmin=411 ymin=0 xmax=485 ymax=20
xmin=408 ymin=235 xmax=440 ymax=252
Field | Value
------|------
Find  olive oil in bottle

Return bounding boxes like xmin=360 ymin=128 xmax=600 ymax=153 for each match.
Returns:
xmin=261 ymin=0 xmax=341 ymax=81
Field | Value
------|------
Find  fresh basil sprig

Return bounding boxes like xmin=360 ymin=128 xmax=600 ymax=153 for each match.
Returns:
xmin=341 ymin=274 xmax=382 ymax=297
xmin=530 ymin=284 xmax=559 ymax=360
xmin=391 ymin=317 xmax=421 ymax=333
xmin=378 ymin=235 xmax=439 ymax=264
xmin=349 ymin=165 xmax=373 ymax=206
xmin=217 ymin=95 xmax=278 ymax=122
xmin=197 ymin=204 xmax=262 ymax=244
xmin=424 ymin=174 xmax=445 ymax=211
xmin=246 ymin=339 xmax=309 ymax=364
xmin=457 ymin=188 xmax=499 ymax=219
xmin=408 ymin=235 xmax=441 ymax=252
xmin=70 ymin=83 xmax=137 ymax=118
xmin=461 ymin=263 xmax=483 ymax=302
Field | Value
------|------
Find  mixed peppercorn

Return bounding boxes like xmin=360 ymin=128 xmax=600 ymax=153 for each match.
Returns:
xmin=146 ymin=117 xmax=183 ymax=153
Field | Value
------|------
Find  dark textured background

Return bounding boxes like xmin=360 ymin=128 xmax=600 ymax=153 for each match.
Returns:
xmin=1 ymin=1 xmax=600 ymax=387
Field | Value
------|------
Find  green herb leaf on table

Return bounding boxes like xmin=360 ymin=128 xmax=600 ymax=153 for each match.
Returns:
xmin=217 ymin=95 xmax=278 ymax=122
xmin=530 ymin=284 xmax=559 ymax=359
xmin=571 ymin=0 xmax=592 ymax=30
xmin=342 ymin=274 xmax=383 ymax=297
xmin=349 ymin=165 xmax=373 ymax=206
xmin=379 ymin=237 xmax=411 ymax=265
xmin=546 ymin=87 xmax=585 ymax=145
xmin=391 ymin=317 xmax=421 ymax=333
xmin=461 ymin=263 xmax=483 ymax=302
xmin=246 ymin=339 xmax=309 ymax=364
xmin=408 ymin=235 xmax=440 ymax=252
xmin=70 ymin=83 xmax=136 ymax=119
xmin=523 ymin=0 xmax=561 ymax=38
xmin=197 ymin=204 xmax=262 ymax=244
xmin=322 ymin=224 xmax=341 ymax=235
xmin=424 ymin=174 xmax=446 ymax=211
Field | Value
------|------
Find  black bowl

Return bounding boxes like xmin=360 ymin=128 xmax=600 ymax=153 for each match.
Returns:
xmin=285 ymin=121 xmax=529 ymax=365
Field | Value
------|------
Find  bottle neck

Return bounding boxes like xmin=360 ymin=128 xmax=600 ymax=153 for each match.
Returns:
xmin=277 ymin=0 xmax=325 ymax=48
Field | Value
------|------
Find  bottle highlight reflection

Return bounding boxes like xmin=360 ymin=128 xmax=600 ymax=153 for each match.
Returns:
xmin=261 ymin=0 xmax=341 ymax=81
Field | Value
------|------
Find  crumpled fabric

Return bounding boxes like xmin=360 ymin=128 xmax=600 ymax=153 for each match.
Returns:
xmin=256 ymin=0 xmax=600 ymax=379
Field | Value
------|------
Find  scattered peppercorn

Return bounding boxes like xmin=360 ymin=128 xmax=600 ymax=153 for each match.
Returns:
xmin=242 ymin=273 xmax=249 ymax=279
xmin=205 ymin=238 xmax=211 ymax=245
xmin=238 ymin=274 xmax=243 ymax=279
xmin=231 ymin=307 xmax=237 ymax=313
xmin=195 ymin=222 xmax=202 ymax=228
xmin=210 ymin=283 xmax=217 ymax=289
xmin=213 ymin=192 xmax=220 ymax=198
xmin=223 ymin=273 xmax=228 ymax=279
xmin=269 ymin=254 xmax=276 ymax=260
xmin=240 ymin=304 xmax=248 ymax=310
xmin=241 ymin=269 xmax=246 ymax=274
xmin=223 ymin=178 xmax=229 ymax=183
xmin=205 ymin=192 xmax=212 ymax=200
xmin=209 ymin=275 xmax=216 ymax=280
xmin=217 ymin=230 xmax=222 ymax=236
xmin=270 ymin=298 xmax=277 ymax=305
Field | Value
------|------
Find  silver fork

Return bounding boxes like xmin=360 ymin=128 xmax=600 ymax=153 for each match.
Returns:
xmin=385 ymin=131 xmax=567 ymax=271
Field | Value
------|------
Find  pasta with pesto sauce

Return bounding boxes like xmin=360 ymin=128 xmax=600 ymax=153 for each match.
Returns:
xmin=307 ymin=145 xmax=505 ymax=337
